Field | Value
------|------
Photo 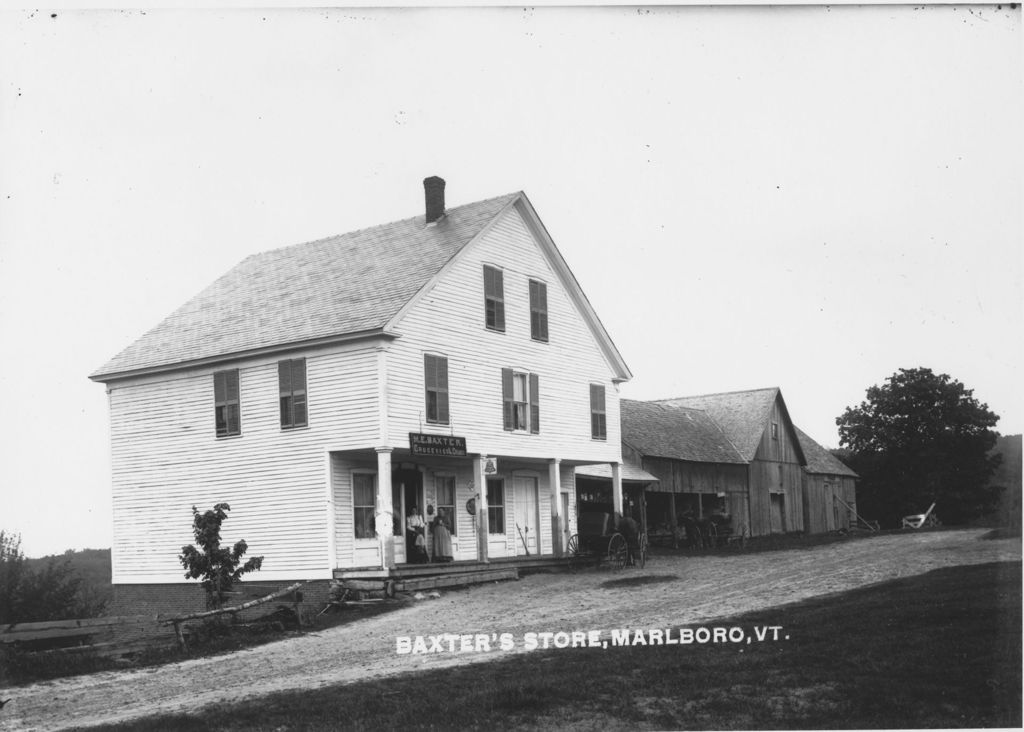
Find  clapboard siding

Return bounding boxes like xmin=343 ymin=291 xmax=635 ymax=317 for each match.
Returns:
xmin=108 ymin=343 xmax=381 ymax=583
xmin=388 ymin=206 xmax=621 ymax=463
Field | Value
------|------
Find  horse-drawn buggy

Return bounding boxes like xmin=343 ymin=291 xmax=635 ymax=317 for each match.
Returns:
xmin=566 ymin=511 xmax=648 ymax=570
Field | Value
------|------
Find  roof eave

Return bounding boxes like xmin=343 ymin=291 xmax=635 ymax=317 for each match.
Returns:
xmin=90 ymin=328 xmax=397 ymax=384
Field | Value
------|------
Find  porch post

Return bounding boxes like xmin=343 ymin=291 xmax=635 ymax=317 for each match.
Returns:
xmin=612 ymin=462 xmax=624 ymax=515
xmin=376 ymin=448 xmax=395 ymax=570
xmin=549 ymin=458 xmax=563 ymax=556
xmin=474 ymin=455 xmax=489 ymax=563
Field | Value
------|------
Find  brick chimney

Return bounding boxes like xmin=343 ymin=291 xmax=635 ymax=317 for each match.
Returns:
xmin=424 ymin=176 xmax=446 ymax=224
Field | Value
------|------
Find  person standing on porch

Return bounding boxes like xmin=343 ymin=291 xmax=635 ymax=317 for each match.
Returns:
xmin=432 ymin=508 xmax=454 ymax=563
xmin=406 ymin=506 xmax=427 ymax=563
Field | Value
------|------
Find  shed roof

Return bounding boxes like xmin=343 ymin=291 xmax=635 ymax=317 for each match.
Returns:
xmin=574 ymin=462 xmax=661 ymax=482
xmin=621 ymin=399 xmax=746 ymax=464
xmin=794 ymin=427 xmax=859 ymax=477
xmin=653 ymin=387 xmax=789 ymax=462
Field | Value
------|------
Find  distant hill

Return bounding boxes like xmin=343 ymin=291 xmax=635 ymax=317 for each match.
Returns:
xmin=26 ymin=548 xmax=112 ymax=616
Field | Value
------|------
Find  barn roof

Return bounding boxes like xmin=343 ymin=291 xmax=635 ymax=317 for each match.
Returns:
xmin=653 ymin=387 xmax=786 ymax=462
xmin=621 ymin=399 xmax=746 ymax=464
xmin=795 ymin=426 xmax=859 ymax=477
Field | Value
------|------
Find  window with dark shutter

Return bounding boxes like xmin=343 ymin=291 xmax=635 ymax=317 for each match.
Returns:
xmin=279 ymin=358 xmax=308 ymax=429
xmin=484 ymin=265 xmax=505 ymax=332
xmin=590 ymin=384 xmax=607 ymax=440
xmin=529 ymin=372 xmax=540 ymax=434
xmin=214 ymin=369 xmax=241 ymax=437
xmin=424 ymin=354 xmax=450 ymax=425
xmin=502 ymin=368 xmax=539 ymax=433
xmin=529 ymin=279 xmax=548 ymax=342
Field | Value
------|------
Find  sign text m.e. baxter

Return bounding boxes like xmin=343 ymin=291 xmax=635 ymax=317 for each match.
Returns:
xmin=409 ymin=433 xmax=468 ymax=457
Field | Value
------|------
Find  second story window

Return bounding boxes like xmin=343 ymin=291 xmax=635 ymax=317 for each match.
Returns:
xmin=424 ymin=354 xmax=450 ymax=425
xmin=483 ymin=265 xmax=505 ymax=332
xmin=529 ymin=279 xmax=548 ymax=342
xmin=590 ymin=384 xmax=607 ymax=440
xmin=278 ymin=358 xmax=308 ymax=429
xmin=502 ymin=368 xmax=539 ymax=434
xmin=771 ymin=422 xmax=779 ymax=440
xmin=213 ymin=369 xmax=240 ymax=437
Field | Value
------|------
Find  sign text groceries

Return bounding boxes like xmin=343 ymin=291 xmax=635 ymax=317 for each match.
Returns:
xmin=396 ymin=626 xmax=788 ymax=655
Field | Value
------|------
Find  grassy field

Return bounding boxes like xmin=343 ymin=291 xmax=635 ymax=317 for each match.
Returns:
xmin=94 ymin=559 xmax=1021 ymax=731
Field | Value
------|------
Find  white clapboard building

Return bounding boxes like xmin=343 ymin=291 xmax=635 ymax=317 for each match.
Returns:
xmin=91 ymin=178 xmax=633 ymax=609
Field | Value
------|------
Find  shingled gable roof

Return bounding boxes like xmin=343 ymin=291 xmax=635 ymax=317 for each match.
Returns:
xmin=794 ymin=426 xmax=859 ymax=478
xmin=653 ymin=387 xmax=805 ymax=464
xmin=621 ymin=399 xmax=746 ymax=464
xmin=91 ymin=190 xmax=631 ymax=382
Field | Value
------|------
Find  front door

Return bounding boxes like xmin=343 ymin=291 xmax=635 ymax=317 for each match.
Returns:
xmin=393 ymin=469 xmax=424 ymax=564
xmin=513 ymin=476 xmax=539 ymax=556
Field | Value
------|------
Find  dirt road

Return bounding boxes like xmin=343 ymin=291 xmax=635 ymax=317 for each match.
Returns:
xmin=1 ymin=529 xmax=1019 ymax=731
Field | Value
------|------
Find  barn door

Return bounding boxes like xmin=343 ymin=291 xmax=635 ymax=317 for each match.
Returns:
xmin=770 ymin=493 xmax=786 ymax=534
xmin=513 ymin=476 xmax=539 ymax=556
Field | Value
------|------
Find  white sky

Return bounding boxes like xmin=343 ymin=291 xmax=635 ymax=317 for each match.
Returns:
xmin=1 ymin=5 xmax=1020 ymax=557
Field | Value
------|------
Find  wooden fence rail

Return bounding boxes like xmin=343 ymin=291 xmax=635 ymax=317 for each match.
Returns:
xmin=1 ymin=615 xmax=176 ymax=658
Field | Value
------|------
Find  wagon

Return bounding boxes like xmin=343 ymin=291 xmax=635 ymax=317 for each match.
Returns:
xmin=699 ymin=513 xmax=748 ymax=549
xmin=566 ymin=511 xmax=648 ymax=570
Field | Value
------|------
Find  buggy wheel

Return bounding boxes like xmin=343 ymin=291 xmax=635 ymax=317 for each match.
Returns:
xmin=638 ymin=532 xmax=649 ymax=568
xmin=566 ymin=534 xmax=581 ymax=571
xmin=607 ymin=533 xmax=628 ymax=570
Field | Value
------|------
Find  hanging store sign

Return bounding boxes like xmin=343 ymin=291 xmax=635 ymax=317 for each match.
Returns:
xmin=409 ymin=432 xmax=468 ymax=457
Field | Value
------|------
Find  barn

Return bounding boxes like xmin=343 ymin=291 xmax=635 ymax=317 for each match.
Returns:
xmin=612 ymin=388 xmax=857 ymax=539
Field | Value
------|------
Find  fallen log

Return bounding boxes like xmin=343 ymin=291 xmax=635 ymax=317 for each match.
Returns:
xmin=162 ymin=581 xmax=308 ymax=651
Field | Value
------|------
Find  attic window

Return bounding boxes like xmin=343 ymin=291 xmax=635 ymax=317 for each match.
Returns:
xmin=529 ymin=279 xmax=548 ymax=342
xmin=483 ymin=265 xmax=505 ymax=332
xmin=771 ymin=422 xmax=779 ymax=440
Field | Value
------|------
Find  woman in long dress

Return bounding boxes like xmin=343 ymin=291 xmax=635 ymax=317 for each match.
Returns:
xmin=432 ymin=508 xmax=453 ymax=562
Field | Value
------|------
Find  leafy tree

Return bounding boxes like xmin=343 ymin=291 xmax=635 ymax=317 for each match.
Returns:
xmin=179 ymin=503 xmax=264 ymax=608
xmin=1 ymin=531 xmax=98 ymax=623
xmin=837 ymin=367 xmax=1002 ymax=527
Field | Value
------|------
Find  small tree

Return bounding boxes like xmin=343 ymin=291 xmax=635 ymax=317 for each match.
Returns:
xmin=179 ymin=503 xmax=263 ymax=608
